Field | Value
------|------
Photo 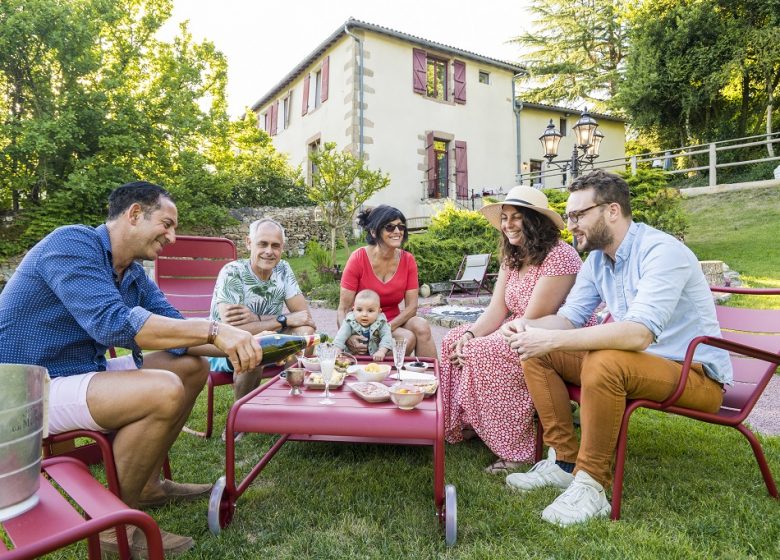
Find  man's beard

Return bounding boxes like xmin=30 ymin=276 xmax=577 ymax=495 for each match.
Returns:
xmin=575 ymin=216 xmax=613 ymax=253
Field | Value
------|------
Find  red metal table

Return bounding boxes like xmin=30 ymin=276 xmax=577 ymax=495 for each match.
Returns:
xmin=1 ymin=457 xmax=163 ymax=560
xmin=207 ymin=356 xmax=457 ymax=546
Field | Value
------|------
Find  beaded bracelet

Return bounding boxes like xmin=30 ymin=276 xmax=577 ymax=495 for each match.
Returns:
xmin=207 ymin=320 xmax=220 ymax=344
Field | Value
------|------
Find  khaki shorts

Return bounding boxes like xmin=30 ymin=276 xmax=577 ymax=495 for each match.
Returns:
xmin=47 ymin=355 xmax=137 ymax=435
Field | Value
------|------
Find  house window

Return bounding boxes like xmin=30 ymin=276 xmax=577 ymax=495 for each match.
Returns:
xmin=479 ymin=71 xmax=490 ymax=84
xmin=433 ymin=139 xmax=449 ymax=198
xmin=308 ymin=139 xmax=321 ymax=186
xmin=314 ymin=70 xmax=322 ymax=109
xmin=426 ymin=58 xmax=447 ymax=101
xmin=530 ymin=159 xmax=543 ymax=186
xmin=262 ymin=112 xmax=269 ymax=133
xmin=560 ymin=117 xmax=567 ymax=137
xmin=282 ymin=95 xmax=290 ymax=130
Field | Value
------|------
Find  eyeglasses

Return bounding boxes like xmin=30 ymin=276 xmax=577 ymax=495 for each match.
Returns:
xmin=562 ymin=203 xmax=607 ymax=224
xmin=383 ymin=223 xmax=407 ymax=232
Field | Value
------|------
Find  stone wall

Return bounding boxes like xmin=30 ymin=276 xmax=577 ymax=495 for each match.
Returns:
xmin=223 ymin=207 xmax=340 ymax=258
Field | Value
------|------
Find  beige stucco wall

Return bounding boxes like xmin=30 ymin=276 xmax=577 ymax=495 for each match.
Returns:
xmin=256 ymin=39 xmax=354 ymax=171
xmin=255 ymin=31 xmax=520 ymax=220
xmin=359 ymin=32 xmax=519 ymax=218
xmin=517 ymin=106 xmax=627 ymax=190
xmin=255 ymin=30 xmax=627 ymax=219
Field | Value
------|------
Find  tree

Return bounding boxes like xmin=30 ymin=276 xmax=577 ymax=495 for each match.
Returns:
xmin=509 ymin=0 xmax=630 ymax=112
xmin=617 ymin=0 xmax=780 ymax=148
xmin=0 ymin=0 xmax=301 ymax=256
xmin=306 ymin=142 xmax=390 ymax=263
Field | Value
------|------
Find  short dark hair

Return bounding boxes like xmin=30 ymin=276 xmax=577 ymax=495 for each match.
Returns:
xmin=568 ymin=170 xmax=631 ymax=217
xmin=356 ymin=205 xmax=408 ymax=246
xmin=500 ymin=206 xmax=561 ymax=270
xmin=107 ymin=181 xmax=173 ymax=220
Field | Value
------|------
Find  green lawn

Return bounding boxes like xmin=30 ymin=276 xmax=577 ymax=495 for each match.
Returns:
xmin=24 ymin=186 xmax=780 ymax=559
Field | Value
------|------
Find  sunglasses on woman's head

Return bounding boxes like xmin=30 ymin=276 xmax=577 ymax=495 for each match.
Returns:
xmin=383 ymin=223 xmax=406 ymax=232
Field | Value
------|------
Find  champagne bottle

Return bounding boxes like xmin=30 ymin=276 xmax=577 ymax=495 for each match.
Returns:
xmin=257 ymin=332 xmax=328 ymax=365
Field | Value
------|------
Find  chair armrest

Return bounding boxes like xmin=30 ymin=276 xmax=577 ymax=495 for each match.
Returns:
xmin=658 ymin=335 xmax=780 ymax=409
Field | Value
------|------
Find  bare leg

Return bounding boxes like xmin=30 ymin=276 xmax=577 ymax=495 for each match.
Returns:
xmin=392 ymin=327 xmax=416 ymax=356
xmin=87 ymin=353 xmax=208 ymax=507
xmin=400 ymin=316 xmax=437 ymax=358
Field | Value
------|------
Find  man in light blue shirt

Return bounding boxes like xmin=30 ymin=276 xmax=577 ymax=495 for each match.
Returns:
xmin=501 ymin=170 xmax=731 ymax=527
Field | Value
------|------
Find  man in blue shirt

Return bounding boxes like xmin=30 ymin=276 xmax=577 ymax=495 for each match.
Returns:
xmin=0 ymin=181 xmax=262 ymax=556
xmin=501 ymin=170 xmax=731 ymax=527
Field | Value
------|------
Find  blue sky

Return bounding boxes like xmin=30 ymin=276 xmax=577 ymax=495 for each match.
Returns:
xmin=160 ymin=0 xmax=532 ymax=117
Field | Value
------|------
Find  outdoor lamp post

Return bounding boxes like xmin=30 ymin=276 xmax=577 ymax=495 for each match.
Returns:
xmin=539 ymin=109 xmax=603 ymax=184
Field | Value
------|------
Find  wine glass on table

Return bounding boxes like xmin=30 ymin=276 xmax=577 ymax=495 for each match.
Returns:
xmin=317 ymin=342 xmax=339 ymax=406
xmin=392 ymin=338 xmax=408 ymax=382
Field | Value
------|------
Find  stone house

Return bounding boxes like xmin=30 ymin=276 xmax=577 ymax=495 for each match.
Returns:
xmin=251 ymin=18 xmax=626 ymax=222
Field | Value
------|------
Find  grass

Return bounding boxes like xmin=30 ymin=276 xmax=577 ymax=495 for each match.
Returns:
xmin=16 ymin=186 xmax=780 ymax=558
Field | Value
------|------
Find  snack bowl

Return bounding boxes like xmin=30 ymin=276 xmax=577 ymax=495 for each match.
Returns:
xmin=353 ymin=363 xmax=392 ymax=383
xmin=299 ymin=356 xmax=321 ymax=372
xmin=389 ymin=383 xmax=425 ymax=410
xmin=405 ymin=360 xmax=429 ymax=373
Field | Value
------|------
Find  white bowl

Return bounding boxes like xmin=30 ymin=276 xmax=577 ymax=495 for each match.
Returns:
xmin=389 ymin=384 xmax=425 ymax=410
xmin=299 ymin=356 xmax=321 ymax=372
xmin=405 ymin=361 xmax=429 ymax=373
xmin=353 ymin=363 xmax=392 ymax=382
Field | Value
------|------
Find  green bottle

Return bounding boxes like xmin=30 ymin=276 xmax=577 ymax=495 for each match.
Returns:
xmin=258 ymin=332 xmax=329 ymax=365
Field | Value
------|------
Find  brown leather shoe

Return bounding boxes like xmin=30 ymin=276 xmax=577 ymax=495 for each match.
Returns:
xmin=138 ymin=479 xmax=212 ymax=508
xmin=100 ymin=526 xmax=194 ymax=559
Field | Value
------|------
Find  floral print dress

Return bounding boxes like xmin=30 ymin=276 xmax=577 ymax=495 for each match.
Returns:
xmin=439 ymin=241 xmax=584 ymax=463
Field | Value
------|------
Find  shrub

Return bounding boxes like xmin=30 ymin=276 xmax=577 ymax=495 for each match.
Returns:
xmin=405 ymin=204 xmax=500 ymax=284
xmin=620 ymin=168 xmax=688 ymax=239
xmin=307 ymin=282 xmax=341 ymax=308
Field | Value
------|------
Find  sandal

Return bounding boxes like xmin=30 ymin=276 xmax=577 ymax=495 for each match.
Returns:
xmin=461 ymin=427 xmax=478 ymax=441
xmin=484 ymin=459 xmax=524 ymax=475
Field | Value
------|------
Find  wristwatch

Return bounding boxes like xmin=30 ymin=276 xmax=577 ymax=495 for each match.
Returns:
xmin=276 ymin=314 xmax=288 ymax=330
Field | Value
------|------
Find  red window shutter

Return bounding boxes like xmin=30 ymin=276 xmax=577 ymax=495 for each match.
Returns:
xmin=270 ymin=101 xmax=279 ymax=135
xmin=321 ymin=56 xmax=330 ymax=103
xmin=453 ymin=60 xmax=466 ymax=104
xmin=302 ymin=74 xmax=310 ymax=115
xmin=426 ymin=132 xmax=436 ymax=197
xmin=455 ymin=140 xmax=468 ymax=198
xmin=412 ymin=49 xmax=427 ymax=94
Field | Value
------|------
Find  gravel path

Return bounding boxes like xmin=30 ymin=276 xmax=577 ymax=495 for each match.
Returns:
xmin=309 ymin=306 xmax=780 ymax=436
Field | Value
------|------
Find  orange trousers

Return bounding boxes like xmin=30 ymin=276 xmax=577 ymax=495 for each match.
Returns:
xmin=523 ymin=349 xmax=723 ymax=488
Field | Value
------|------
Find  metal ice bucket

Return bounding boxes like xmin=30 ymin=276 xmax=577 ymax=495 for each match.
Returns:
xmin=0 ymin=364 xmax=46 ymax=520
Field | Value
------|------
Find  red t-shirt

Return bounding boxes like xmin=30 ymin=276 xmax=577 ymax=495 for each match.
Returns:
xmin=340 ymin=247 xmax=419 ymax=321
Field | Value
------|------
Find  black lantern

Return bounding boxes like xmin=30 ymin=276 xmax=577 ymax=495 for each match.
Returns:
xmin=532 ymin=108 xmax=603 ymax=185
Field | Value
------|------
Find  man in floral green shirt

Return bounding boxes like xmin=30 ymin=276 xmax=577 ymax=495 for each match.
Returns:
xmin=209 ymin=219 xmax=316 ymax=436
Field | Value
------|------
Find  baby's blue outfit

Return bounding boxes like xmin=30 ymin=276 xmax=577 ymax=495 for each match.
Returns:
xmin=333 ymin=312 xmax=394 ymax=355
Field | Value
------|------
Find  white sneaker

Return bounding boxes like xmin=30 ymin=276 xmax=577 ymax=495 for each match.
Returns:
xmin=505 ymin=448 xmax=574 ymax=492
xmin=541 ymin=470 xmax=611 ymax=526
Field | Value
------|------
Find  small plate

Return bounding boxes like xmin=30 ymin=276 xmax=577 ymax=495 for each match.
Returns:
xmin=304 ymin=372 xmax=345 ymax=390
xmin=390 ymin=371 xmax=435 ymax=383
xmin=405 ymin=361 xmax=430 ymax=373
xmin=347 ymin=382 xmax=391 ymax=403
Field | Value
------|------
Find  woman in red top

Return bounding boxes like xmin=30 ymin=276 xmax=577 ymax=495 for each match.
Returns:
xmin=338 ymin=205 xmax=436 ymax=358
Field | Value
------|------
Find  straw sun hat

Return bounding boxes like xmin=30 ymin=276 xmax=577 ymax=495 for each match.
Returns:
xmin=479 ymin=186 xmax=565 ymax=230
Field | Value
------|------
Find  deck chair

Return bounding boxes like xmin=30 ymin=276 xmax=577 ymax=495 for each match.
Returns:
xmin=449 ymin=253 xmax=491 ymax=298
xmin=534 ymin=286 xmax=780 ymax=520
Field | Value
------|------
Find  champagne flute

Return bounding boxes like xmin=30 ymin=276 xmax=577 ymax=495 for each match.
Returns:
xmin=318 ymin=342 xmax=338 ymax=406
xmin=392 ymin=338 xmax=408 ymax=382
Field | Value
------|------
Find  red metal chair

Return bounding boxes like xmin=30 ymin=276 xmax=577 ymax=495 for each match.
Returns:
xmin=1 ymin=457 xmax=163 ymax=560
xmin=535 ymin=286 xmax=780 ymax=520
xmin=155 ymin=235 xmax=283 ymax=438
xmin=154 ymin=235 xmax=237 ymax=437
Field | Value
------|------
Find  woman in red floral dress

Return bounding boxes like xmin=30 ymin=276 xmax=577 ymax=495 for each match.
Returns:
xmin=440 ymin=186 xmax=586 ymax=474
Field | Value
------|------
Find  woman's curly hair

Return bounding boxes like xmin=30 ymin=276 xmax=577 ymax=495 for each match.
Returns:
xmin=500 ymin=206 xmax=561 ymax=270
